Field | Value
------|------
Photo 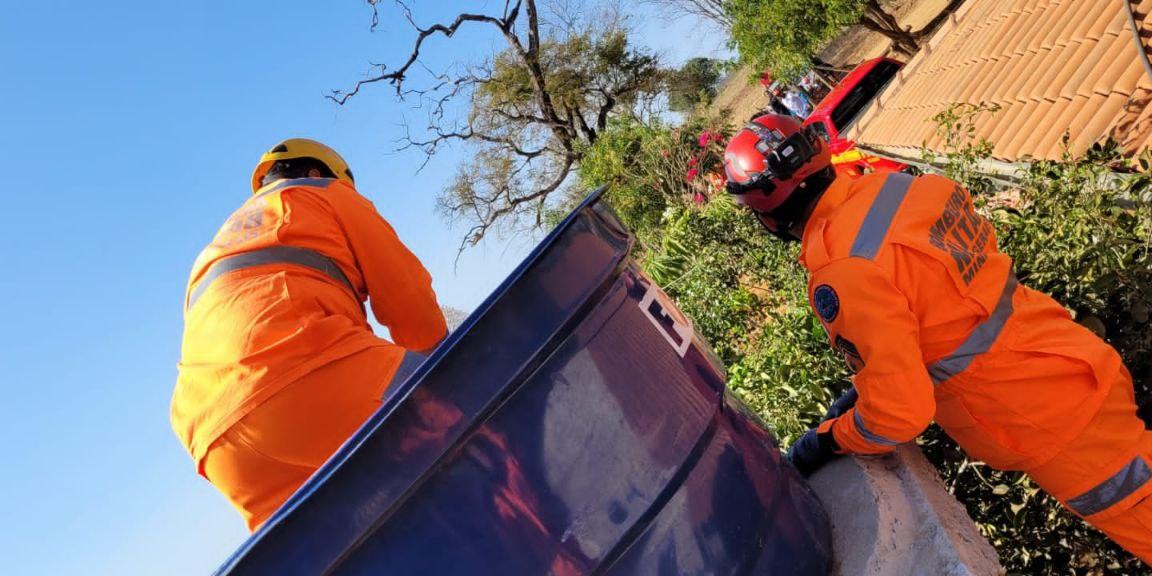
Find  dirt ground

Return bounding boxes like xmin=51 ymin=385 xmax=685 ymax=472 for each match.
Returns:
xmin=711 ymin=0 xmax=955 ymax=123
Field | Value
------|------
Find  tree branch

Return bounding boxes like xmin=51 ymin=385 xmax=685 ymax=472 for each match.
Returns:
xmin=638 ymin=0 xmax=731 ymax=29
xmin=456 ymin=154 xmax=577 ymax=251
xmin=330 ymin=1 xmax=521 ymax=104
xmin=403 ymin=125 xmax=549 ymax=160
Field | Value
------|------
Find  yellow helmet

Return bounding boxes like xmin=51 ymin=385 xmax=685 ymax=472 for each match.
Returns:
xmin=251 ymin=138 xmax=355 ymax=193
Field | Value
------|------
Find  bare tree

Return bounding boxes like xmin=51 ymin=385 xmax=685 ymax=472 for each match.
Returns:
xmin=639 ymin=0 xmax=731 ymax=29
xmin=332 ymin=1 xmax=663 ymax=249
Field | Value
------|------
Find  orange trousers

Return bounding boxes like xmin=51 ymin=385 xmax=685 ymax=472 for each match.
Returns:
xmin=1027 ymin=372 xmax=1152 ymax=565
xmin=201 ymin=346 xmax=421 ymax=531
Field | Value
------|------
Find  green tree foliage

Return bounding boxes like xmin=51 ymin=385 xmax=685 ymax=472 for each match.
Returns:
xmin=726 ymin=0 xmax=917 ymax=83
xmin=574 ymin=114 xmax=724 ymax=247
xmin=666 ymin=57 xmax=724 ymax=112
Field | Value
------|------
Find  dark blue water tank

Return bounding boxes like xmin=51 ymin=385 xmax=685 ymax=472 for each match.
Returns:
xmin=215 ymin=189 xmax=832 ymax=575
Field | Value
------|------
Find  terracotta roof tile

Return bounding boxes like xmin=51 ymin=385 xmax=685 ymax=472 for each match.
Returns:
xmin=985 ymin=100 xmax=1026 ymax=146
xmin=1078 ymin=36 xmax=1132 ymax=98
xmin=984 ymin=4 xmax=1033 ymax=57
xmin=972 ymin=8 xmax=1017 ymax=60
xmin=1068 ymin=2 xmax=1114 ymax=42
xmin=1038 ymin=1 xmax=1077 ymax=50
xmin=1088 ymin=6 xmax=1127 ymax=41
xmin=1040 ymin=41 xmax=1093 ymax=101
xmin=1035 ymin=99 xmax=1090 ymax=157
xmin=855 ymin=0 xmax=1152 ymax=161
xmin=1058 ymin=36 xmax=1117 ymax=100
xmin=1083 ymin=92 xmax=1132 ymax=138
xmin=1113 ymin=88 xmax=1152 ymax=151
xmin=966 ymin=59 xmax=1008 ymax=102
xmin=1114 ymin=59 xmax=1149 ymax=97
xmin=1008 ymin=1 xmax=1057 ymax=55
xmin=1063 ymin=93 xmax=1111 ymax=143
xmin=1001 ymin=50 xmax=1048 ymax=102
xmin=999 ymin=98 xmax=1069 ymax=155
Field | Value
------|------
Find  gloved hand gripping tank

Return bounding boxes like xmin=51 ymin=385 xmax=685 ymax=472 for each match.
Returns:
xmin=215 ymin=189 xmax=832 ymax=575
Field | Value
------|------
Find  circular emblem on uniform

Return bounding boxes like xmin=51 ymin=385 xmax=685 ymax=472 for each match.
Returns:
xmin=813 ymin=285 xmax=839 ymax=323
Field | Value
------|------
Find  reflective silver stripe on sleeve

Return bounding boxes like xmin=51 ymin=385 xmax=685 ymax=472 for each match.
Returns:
xmin=187 ymin=245 xmax=355 ymax=310
xmin=927 ymin=273 xmax=1018 ymax=385
xmin=256 ymin=177 xmax=335 ymax=197
xmin=853 ymin=410 xmax=902 ymax=447
xmin=850 ymin=172 xmax=915 ymax=260
xmin=1067 ymin=457 xmax=1152 ymax=517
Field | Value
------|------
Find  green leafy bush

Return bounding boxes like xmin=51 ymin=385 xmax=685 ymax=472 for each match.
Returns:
xmin=727 ymin=0 xmax=854 ymax=83
xmin=573 ymin=114 xmax=729 ymax=246
xmin=666 ymin=57 xmax=725 ymax=112
xmin=726 ymin=0 xmax=919 ymax=84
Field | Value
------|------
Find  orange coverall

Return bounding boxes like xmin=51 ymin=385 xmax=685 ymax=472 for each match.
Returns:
xmin=172 ymin=177 xmax=447 ymax=530
xmin=803 ymin=171 xmax=1151 ymax=563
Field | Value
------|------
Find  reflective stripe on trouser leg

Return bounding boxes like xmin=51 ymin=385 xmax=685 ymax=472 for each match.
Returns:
xmin=1081 ymin=492 xmax=1152 ymax=564
xmin=1067 ymin=457 xmax=1152 ymax=517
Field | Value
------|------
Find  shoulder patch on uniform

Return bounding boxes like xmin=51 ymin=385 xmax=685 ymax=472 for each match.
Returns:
xmin=813 ymin=284 xmax=840 ymax=323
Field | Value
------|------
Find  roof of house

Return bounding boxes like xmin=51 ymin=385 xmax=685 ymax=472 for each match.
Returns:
xmin=848 ymin=0 xmax=1152 ymax=162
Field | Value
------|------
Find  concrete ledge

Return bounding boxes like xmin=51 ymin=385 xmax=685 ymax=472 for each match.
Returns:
xmin=807 ymin=446 xmax=1003 ymax=576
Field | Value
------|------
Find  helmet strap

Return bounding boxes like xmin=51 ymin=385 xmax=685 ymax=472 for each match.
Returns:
xmin=759 ymin=166 xmax=835 ymax=242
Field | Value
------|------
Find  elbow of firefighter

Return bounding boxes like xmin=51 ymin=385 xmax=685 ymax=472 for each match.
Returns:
xmin=894 ymin=394 xmax=935 ymax=443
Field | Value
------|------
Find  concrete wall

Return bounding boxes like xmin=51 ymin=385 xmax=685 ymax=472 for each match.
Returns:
xmin=807 ymin=446 xmax=1004 ymax=576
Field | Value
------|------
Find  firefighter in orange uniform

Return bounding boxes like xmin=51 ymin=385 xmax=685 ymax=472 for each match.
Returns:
xmin=723 ymin=114 xmax=1152 ymax=563
xmin=171 ymin=139 xmax=447 ymax=531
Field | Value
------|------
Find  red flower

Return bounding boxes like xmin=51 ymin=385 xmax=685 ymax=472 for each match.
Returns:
xmin=685 ymin=168 xmax=699 ymax=182
xmin=687 ymin=157 xmax=698 ymax=167
xmin=693 ymin=192 xmax=706 ymax=204
xmin=698 ymin=132 xmax=712 ymax=147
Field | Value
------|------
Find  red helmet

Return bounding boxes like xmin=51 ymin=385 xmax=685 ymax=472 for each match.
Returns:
xmin=723 ymin=113 xmax=834 ymax=230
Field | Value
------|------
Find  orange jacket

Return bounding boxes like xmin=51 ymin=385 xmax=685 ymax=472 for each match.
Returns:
xmin=172 ymin=177 xmax=447 ymax=466
xmin=804 ymin=171 xmax=1124 ymax=470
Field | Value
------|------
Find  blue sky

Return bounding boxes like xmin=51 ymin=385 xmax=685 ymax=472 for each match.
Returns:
xmin=0 ymin=2 xmax=723 ymax=574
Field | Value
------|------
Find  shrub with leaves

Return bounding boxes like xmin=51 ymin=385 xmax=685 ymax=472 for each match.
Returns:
xmin=666 ymin=57 xmax=725 ymax=112
xmin=920 ymin=102 xmax=1001 ymax=195
xmin=573 ymin=113 xmax=730 ymax=248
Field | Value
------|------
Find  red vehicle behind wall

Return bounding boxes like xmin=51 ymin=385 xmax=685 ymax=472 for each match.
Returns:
xmin=803 ymin=57 xmax=908 ymax=178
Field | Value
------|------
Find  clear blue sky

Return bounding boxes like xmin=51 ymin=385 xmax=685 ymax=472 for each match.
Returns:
xmin=0 ymin=2 xmax=722 ymax=574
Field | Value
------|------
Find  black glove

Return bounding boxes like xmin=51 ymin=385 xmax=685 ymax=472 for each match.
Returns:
xmin=786 ymin=428 xmax=841 ymax=477
xmin=822 ymin=387 xmax=859 ymax=422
